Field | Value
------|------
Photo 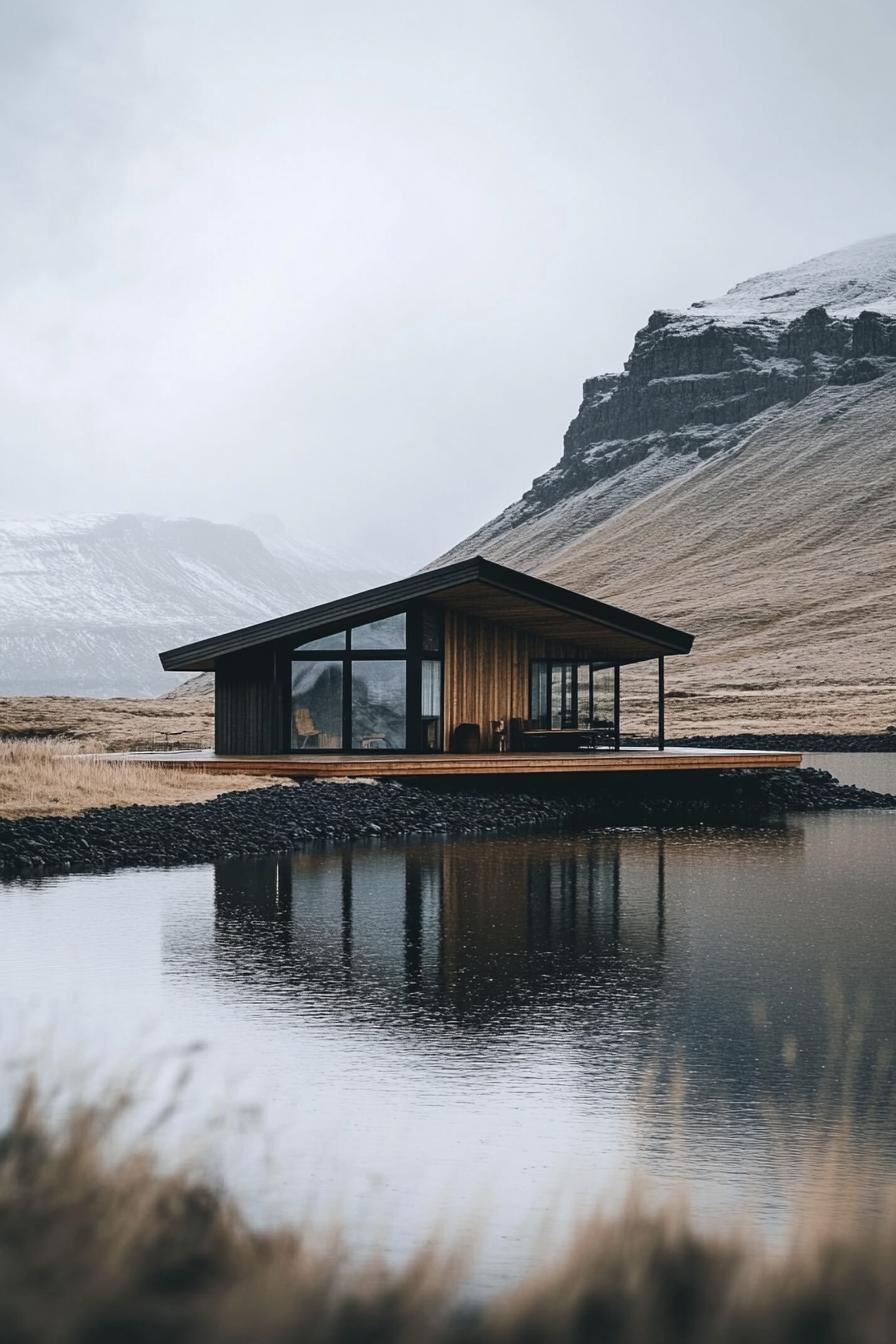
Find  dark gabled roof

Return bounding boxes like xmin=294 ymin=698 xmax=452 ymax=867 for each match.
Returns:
xmin=159 ymin=556 xmax=694 ymax=671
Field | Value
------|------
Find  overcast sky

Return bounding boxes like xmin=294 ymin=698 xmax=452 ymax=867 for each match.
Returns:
xmin=2 ymin=0 xmax=895 ymax=570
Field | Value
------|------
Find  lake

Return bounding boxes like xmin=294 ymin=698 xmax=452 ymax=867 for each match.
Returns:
xmin=1 ymin=753 xmax=894 ymax=1288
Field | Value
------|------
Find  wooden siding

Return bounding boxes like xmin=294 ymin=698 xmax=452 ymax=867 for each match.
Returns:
xmin=215 ymin=648 xmax=287 ymax=754
xmin=441 ymin=609 xmax=589 ymax=749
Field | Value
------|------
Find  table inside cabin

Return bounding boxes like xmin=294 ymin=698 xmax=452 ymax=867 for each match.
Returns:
xmin=518 ymin=726 xmax=615 ymax=750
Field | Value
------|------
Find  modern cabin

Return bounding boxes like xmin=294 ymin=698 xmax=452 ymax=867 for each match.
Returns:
xmin=159 ymin=557 xmax=693 ymax=759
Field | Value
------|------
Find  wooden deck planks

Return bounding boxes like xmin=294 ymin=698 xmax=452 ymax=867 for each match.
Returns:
xmin=104 ymin=749 xmax=802 ymax=778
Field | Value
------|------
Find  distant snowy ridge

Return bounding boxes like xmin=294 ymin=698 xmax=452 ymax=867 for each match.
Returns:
xmin=0 ymin=514 xmax=393 ymax=696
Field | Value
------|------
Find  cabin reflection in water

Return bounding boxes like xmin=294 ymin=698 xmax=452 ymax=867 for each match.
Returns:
xmin=212 ymin=836 xmax=669 ymax=1030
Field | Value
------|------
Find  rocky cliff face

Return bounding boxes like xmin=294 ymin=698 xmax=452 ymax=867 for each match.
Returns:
xmin=436 ymin=234 xmax=896 ymax=569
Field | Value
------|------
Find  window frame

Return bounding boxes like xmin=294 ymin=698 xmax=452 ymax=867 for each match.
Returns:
xmin=528 ymin=658 xmax=618 ymax=736
xmin=288 ymin=604 xmax=443 ymax=753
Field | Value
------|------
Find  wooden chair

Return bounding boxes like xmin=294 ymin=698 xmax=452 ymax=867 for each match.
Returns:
xmin=293 ymin=707 xmax=320 ymax=749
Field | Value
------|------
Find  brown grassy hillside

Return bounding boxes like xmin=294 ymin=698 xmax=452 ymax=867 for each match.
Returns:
xmin=537 ymin=373 xmax=896 ymax=736
xmin=0 ymin=695 xmax=213 ymax=752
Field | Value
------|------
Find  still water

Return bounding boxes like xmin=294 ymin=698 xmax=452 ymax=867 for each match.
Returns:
xmin=0 ymin=755 xmax=894 ymax=1285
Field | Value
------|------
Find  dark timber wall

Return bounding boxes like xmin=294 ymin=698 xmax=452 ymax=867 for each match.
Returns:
xmin=215 ymin=648 xmax=287 ymax=754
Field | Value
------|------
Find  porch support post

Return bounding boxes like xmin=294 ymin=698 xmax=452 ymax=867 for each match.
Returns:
xmin=658 ymin=656 xmax=665 ymax=751
xmin=613 ymin=665 xmax=621 ymax=751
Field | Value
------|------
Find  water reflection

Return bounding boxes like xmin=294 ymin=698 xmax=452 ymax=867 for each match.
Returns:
xmin=212 ymin=836 xmax=670 ymax=1034
xmin=205 ymin=821 xmax=895 ymax=1142
xmin=2 ymin=811 xmax=895 ymax=1280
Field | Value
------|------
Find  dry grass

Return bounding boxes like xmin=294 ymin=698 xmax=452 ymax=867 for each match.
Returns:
xmin=542 ymin=378 xmax=896 ymax=737
xmin=0 ymin=694 xmax=213 ymax=753
xmin=0 ymin=737 xmax=268 ymax=820
xmin=1 ymin=1078 xmax=895 ymax=1344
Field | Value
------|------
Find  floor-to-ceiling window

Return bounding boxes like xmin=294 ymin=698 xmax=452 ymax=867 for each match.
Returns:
xmin=291 ymin=608 xmax=442 ymax=752
xmin=291 ymin=661 xmax=344 ymax=749
xmin=530 ymin=660 xmax=616 ymax=740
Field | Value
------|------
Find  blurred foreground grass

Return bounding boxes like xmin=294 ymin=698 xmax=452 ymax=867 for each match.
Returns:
xmin=1 ymin=1075 xmax=894 ymax=1344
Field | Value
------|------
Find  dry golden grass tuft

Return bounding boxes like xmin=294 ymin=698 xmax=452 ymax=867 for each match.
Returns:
xmin=0 ymin=737 xmax=269 ymax=819
xmin=0 ymin=693 xmax=214 ymax=753
xmin=1 ymin=1076 xmax=895 ymax=1344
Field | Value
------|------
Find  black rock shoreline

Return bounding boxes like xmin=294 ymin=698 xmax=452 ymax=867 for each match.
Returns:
xmin=669 ymin=732 xmax=896 ymax=752
xmin=1 ymin=768 xmax=894 ymax=880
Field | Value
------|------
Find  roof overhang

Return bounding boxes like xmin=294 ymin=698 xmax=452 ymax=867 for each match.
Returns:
xmin=159 ymin=556 xmax=694 ymax=672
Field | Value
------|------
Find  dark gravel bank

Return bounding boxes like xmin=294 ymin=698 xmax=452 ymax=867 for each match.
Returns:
xmin=670 ymin=731 xmax=896 ymax=752
xmin=1 ymin=768 xmax=894 ymax=879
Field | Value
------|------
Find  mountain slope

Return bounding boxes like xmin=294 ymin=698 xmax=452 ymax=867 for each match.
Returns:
xmin=536 ymin=372 xmax=896 ymax=735
xmin=0 ymin=515 xmax=392 ymax=696
xmin=437 ymin=234 xmax=896 ymax=571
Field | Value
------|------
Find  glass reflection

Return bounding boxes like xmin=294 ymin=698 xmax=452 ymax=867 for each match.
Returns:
xmin=351 ymin=661 xmax=406 ymax=749
xmin=294 ymin=630 xmax=346 ymax=651
xmin=421 ymin=659 xmax=441 ymax=751
xmin=291 ymin=661 xmax=343 ymax=749
xmin=350 ymin=613 xmax=406 ymax=650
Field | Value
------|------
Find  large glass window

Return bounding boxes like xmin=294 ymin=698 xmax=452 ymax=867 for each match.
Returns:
xmin=294 ymin=630 xmax=346 ymax=651
xmin=351 ymin=661 xmax=406 ymax=749
xmin=530 ymin=660 xmax=548 ymax=727
xmin=550 ymin=663 xmax=575 ymax=728
xmin=421 ymin=606 xmax=442 ymax=653
xmin=291 ymin=662 xmax=343 ymax=749
xmin=350 ymin=613 xmax=406 ymax=650
xmin=530 ymin=660 xmax=617 ymax=738
xmin=421 ymin=659 xmax=442 ymax=751
xmin=591 ymin=666 xmax=614 ymax=728
xmin=290 ymin=607 xmax=441 ymax=752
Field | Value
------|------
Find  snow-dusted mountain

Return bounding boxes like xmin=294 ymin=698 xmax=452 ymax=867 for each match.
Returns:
xmin=432 ymin=233 xmax=896 ymax=735
xmin=685 ymin=233 xmax=896 ymax=323
xmin=436 ymin=233 xmax=896 ymax=570
xmin=0 ymin=515 xmax=392 ymax=696
xmin=538 ymin=371 xmax=896 ymax=736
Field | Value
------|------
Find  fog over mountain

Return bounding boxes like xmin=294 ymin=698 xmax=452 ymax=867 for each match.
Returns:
xmin=438 ymin=235 xmax=896 ymax=734
xmin=0 ymin=515 xmax=391 ymax=696
xmin=3 ymin=2 xmax=896 ymax=571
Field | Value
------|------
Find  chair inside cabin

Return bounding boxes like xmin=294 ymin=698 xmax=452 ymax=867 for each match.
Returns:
xmin=293 ymin=706 xmax=320 ymax=749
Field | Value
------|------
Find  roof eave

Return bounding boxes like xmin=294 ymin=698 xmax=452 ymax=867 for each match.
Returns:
xmin=158 ymin=555 xmax=695 ymax=672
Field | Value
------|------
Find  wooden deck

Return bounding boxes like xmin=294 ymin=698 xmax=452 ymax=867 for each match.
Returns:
xmin=105 ymin=747 xmax=802 ymax=778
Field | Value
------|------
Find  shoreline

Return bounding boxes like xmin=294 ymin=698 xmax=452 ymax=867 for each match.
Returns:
xmin=669 ymin=732 xmax=896 ymax=752
xmin=1 ymin=768 xmax=894 ymax=880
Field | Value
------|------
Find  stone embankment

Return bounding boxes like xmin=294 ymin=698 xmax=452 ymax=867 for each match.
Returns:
xmin=671 ymin=732 xmax=896 ymax=752
xmin=1 ymin=768 xmax=893 ymax=879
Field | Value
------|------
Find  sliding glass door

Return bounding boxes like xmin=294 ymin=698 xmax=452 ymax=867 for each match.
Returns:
xmin=530 ymin=661 xmax=617 ymax=741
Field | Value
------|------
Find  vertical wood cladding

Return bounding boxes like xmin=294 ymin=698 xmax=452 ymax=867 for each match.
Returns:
xmin=215 ymin=648 xmax=287 ymax=754
xmin=442 ymin=610 xmax=585 ymax=748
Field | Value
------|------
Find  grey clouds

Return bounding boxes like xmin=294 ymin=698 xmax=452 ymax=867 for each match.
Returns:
xmin=1 ymin=0 xmax=895 ymax=568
